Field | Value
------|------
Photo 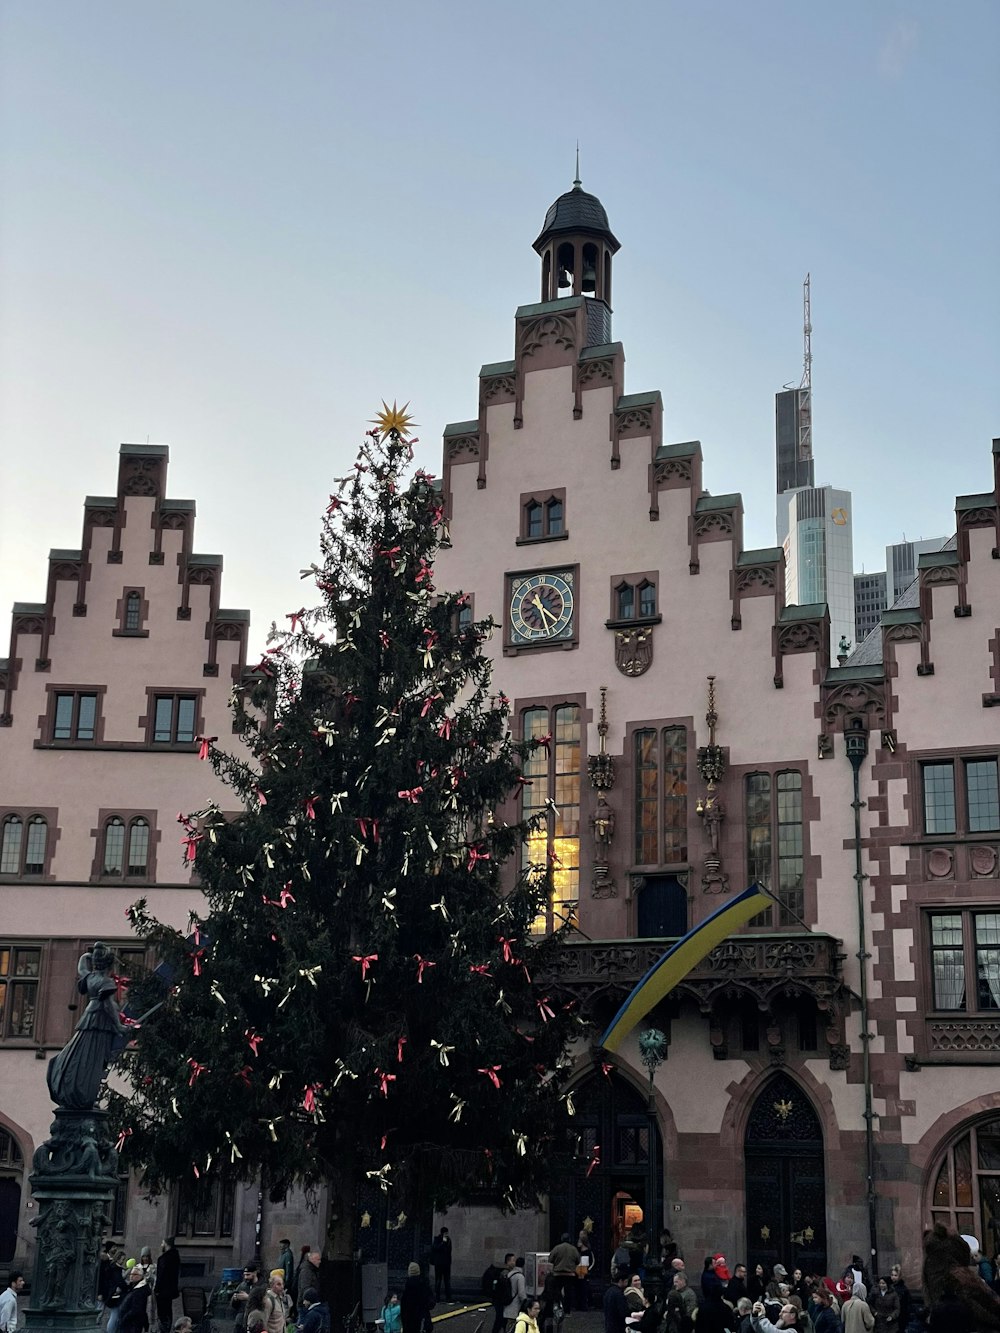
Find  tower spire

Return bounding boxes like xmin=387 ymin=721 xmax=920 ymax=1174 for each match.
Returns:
xmin=574 ymin=141 xmax=581 ymax=190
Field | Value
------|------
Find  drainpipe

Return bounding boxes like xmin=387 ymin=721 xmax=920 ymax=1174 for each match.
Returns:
xmin=844 ymin=720 xmax=878 ymax=1277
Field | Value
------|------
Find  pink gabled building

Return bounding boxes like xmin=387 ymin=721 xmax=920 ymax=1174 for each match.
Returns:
xmin=434 ymin=179 xmax=1000 ymax=1286
xmin=0 ymin=444 xmax=261 ymax=1272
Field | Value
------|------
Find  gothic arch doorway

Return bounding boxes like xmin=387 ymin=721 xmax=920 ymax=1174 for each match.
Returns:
xmin=744 ymin=1072 xmax=826 ymax=1278
xmin=0 ymin=1126 xmax=24 ymax=1263
xmin=547 ymin=1074 xmax=663 ymax=1273
xmin=926 ymin=1113 xmax=1000 ymax=1254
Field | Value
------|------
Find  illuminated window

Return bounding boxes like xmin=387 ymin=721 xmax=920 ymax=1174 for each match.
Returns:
xmin=745 ymin=771 xmax=804 ymax=926
xmin=521 ymin=705 xmax=581 ymax=933
xmin=0 ymin=947 xmax=41 ymax=1039
xmin=633 ymin=727 xmax=688 ymax=866
xmin=928 ymin=1116 xmax=1000 ymax=1247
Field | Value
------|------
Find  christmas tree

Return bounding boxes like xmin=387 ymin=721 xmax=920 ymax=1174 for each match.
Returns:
xmin=110 ymin=405 xmax=584 ymax=1236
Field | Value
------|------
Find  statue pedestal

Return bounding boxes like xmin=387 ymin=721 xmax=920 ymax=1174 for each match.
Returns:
xmin=25 ymin=1109 xmax=118 ymax=1333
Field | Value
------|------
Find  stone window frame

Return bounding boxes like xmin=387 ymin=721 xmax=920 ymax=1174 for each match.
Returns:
xmin=606 ymin=570 xmax=661 ymax=629
xmin=628 ymin=720 xmax=690 ymax=871
xmin=0 ymin=806 xmax=59 ymax=882
xmin=922 ymin=907 xmax=1000 ymax=1020
xmin=113 ymin=586 xmax=150 ymax=638
xmin=0 ymin=940 xmax=45 ymax=1042
xmin=140 ymin=687 xmax=205 ymax=749
xmin=918 ymin=754 xmax=1000 ymax=837
xmin=90 ymin=808 xmax=159 ymax=884
xmin=42 ymin=684 xmax=108 ymax=746
xmin=738 ymin=762 xmax=820 ymax=928
xmin=170 ymin=1170 xmax=237 ymax=1240
xmin=516 ymin=488 xmax=569 ymax=545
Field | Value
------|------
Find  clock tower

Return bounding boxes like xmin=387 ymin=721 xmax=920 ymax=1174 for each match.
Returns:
xmin=533 ymin=171 xmax=620 ymax=346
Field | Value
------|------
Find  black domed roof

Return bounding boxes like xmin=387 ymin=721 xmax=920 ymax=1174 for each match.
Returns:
xmin=533 ymin=183 xmax=620 ymax=254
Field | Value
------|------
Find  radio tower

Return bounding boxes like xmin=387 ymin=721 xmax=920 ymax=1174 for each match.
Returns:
xmin=798 ymin=273 xmax=813 ymax=465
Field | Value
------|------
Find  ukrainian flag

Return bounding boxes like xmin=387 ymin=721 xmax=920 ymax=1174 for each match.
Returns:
xmin=600 ymin=883 xmax=772 ymax=1053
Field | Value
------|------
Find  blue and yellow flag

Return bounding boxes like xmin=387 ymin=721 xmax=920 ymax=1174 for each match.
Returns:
xmin=600 ymin=883 xmax=772 ymax=1053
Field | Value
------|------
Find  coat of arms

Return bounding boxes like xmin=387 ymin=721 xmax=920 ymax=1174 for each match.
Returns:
xmin=615 ymin=626 xmax=653 ymax=677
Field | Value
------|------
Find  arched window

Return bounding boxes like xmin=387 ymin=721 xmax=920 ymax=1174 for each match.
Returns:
xmin=545 ymin=497 xmax=564 ymax=536
xmin=520 ymin=704 xmax=581 ymax=933
xmin=0 ymin=814 xmax=48 ymax=876
xmin=617 ymin=584 xmax=635 ymax=620
xmin=127 ymin=819 xmax=150 ymax=876
xmin=638 ymin=581 xmax=657 ymax=618
xmin=525 ymin=501 xmax=543 ymax=539
xmin=103 ymin=818 xmax=125 ymax=876
xmin=928 ymin=1116 xmax=1000 ymax=1248
xmin=124 ymin=591 xmax=141 ymax=631
xmin=0 ymin=818 xmax=23 ymax=875
xmin=23 ymin=817 xmax=47 ymax=875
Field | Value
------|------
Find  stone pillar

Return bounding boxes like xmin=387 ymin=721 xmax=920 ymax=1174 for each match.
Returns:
xmin=24 ymin=1109 xmax=118 ymax=1333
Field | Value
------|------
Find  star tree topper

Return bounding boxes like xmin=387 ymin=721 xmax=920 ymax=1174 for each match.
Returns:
xmin=371 ymin=400 xmax=416 ymax=436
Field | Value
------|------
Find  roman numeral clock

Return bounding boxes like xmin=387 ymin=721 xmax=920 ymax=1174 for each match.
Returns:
xmin=506 ymin=569 xmax=576 ymax=649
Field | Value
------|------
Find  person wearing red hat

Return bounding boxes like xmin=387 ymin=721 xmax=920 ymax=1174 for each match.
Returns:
xmin=712 ymin=1255 xmax=732 ymax=1283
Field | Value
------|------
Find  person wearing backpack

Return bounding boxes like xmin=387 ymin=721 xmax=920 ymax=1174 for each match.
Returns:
xmin=513 ymin=1298 xmax=541 ymax=1333
xmin=503 ymin=1260 xmax=527 ymax=1329
xmin=491 ymin=1256 xmax=517 ymax=1333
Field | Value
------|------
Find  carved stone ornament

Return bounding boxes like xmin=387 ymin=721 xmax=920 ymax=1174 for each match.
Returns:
xmin=446 ymin=435 xmax=480 ymax=463
xmin=778 ymin=621 xmax=822 ymax=654
xmin=817 ymin=733 xmax=833 ymax=760
xmin=694 ymin=509 xmax=735 ymax=538
xmin=930 ymin=1020 xmax=1000 ymax=1053
xmin=828 ymin=1043 xmax=850 ymax=1071
xmin=654 ymin=457 xmax=692 ymax=486
xmin=591 ymin=864 xmax=617 ymax=899
xmin=482 ymin=374 xmax=516 ymax=402
xmin=86 ymin=509 xmax=117 ymax=528
xmin=615 ymin=626 xmax=653 ymax=677
xmin=123 ymin=457 xmax=161 ymax=497
xmin=735 ymin=565 xmax=777 ymax=593
xmin=923 ymin=564 xmax=960 ymax=585
xmin=520 ymin=314 xmax=576 ymax=357
xmin=822 ymin=680 xmax=887 ymax=728
xmin=578 ymin=358 xmax=614 ymax=387
xmin=959 ymin=505 xmax=999 ymax=529
xmin=884 ymin=622 xmax=923 ymax=643
xmin=970 ymin=845 xmax=998 ymax=877
xmin=614 ymin=406 xmax=653 ymax=434
xmin=927 ymin=847 xmax=954 ymax=879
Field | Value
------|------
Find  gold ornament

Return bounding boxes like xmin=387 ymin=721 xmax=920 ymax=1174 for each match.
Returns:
xmin=582 ymin=1217 xmax=595 ymax=1233
xmin=774 ymin=1098 xmax=794 ymax=1121
xmin=360 ymin=1211 xmax=371 ymax=1229
xmin=760 ymin=1225 xmax=770 ymax=1241
xmin=371 ymin=400 xmax=416 ymax=437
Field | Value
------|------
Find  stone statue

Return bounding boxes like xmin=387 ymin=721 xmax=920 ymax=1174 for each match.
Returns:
xmin=47 ymin=943 xmax=126 ymax=1111
xmin=32 ymin=1200 xmax=77 ymax=1307
xmin=591 ymin=792 xmax=615 ymax=848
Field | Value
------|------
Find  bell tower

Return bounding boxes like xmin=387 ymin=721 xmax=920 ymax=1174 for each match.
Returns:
xmin=533 ymin=168 xmax=619 ymax=344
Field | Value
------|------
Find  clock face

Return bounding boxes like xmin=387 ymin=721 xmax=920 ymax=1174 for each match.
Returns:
xmin=508 ymin=571 xmax=575 ymax=645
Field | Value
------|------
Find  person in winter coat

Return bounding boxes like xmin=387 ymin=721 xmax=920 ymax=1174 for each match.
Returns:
xmin=840 ymin=1283 xmax=874 ymax=1333
xmin=749 ymin=1303 xmax=799 ymax=1330
xmin=119 ymin=1269 xmax=151 ymax=1333
xmin=504 ymin=1260 xmax=528 ymax=1326
xmin=696 ymin=1286 xmax=736 ymax=1332
xmin=400 ymin=1264 xmax=434 ymax=1333
xmin=809 ymin=1288 xmax=839 ymax=1333
xmin=379 ymin=1294 xmax=401 ymax=1333
xmin=923 ymin=1222 xmax=1000 ymax=1331
xmin=430 ymin=1230 xmax=453 ymax=1303
xmin=549 ymin=1236 xmax=581 ymax=1314
xmin=155 ymin=1239 xmax=180 ymax=1333
xmin=869 ymin=1278 xmax=899 ymax=1333
xmin=296 ymin=1290 xmax=329 ymax=1333
xmin=625 ymin=1292 xmax=658 ymax=1333
xmin=513 ymin=1299 xmax=541 ymax=1333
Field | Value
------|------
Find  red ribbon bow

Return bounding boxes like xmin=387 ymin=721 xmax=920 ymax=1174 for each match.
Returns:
xmin=287 ymin=609 xmax=305 ymax=631
xmin=237 ymin=1065 xmax=253 ymax=1088
xmin=182 ymin=834 xmax=201 ymax=863
xmin=376 ymin=1069 xmax=396 ymax=1096
xmin=467 ymin=844 xmax=490 ymax=871
xmin=187 ymin=1059 xmax=210 ymax=1086
xmin=188 ymin=948 xmax=206 ymax=976
xmin=586 ymin=1144 xmax=601 ymax=1178
xmin=255 ymin=787 xmax=268 ymax=806
xmin=421 ymin=693 xmax=443 ymax=717
xmin=377 ymin=545 xmax=402 ymax=567
xmin=115 ymin=1128 xmax=132 ymax=1153
xmin=415 ymin=558 xmax=433 ymax=585
xmin=302 ymin=1083 xmax=323 ymax=1113
xmin=378 ymin=630 xmax=390 ymax=649
xmin=537 ymin=997 xmax=556 ymax=1022
xmin=245 ymin=1029 xmax=262 ymax=1056
xmin=304 ymin=795 xmax=319 ymax=820
xmin=498 ymin=938 xmax=515 ymax=964
xmin=534 ymin=733 xmax=552 ymax=755
xmin=195 ymin=735 xmax=217 ymax=761
xmin=357 ymin=817 xmax=380 ymax=843
xmin=353 ymin=954 xmax=378 ymax=979
xmin=414 ymin=955 xmax=436 ymax=983
xmin=396 ymin=1036 xmax=407 ymax=1064
xmin=478 ymin=1066 xmax=502 ymax=1089
xmin=469 ymin=964 xmax=492 ymax=978
xmin=437 ymin=718 xmax=451 ymax=740
xmin=326 ymin=495 xmax=343 ymax=513
xmin=601 ymin=1061 xmax=613 ymax=1079
xmin=398 ymin=787 xmax=424 ymax=803
xmin=111 ymin=973 xmax=131 ymax=1004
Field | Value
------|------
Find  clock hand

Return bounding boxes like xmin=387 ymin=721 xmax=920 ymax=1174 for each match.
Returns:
xmin=531 ymin=593 xmax=556 ymax=625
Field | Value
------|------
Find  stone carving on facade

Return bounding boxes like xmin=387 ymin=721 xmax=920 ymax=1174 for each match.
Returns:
xmin=86 ymin=509 xmax=117 ymax=528
xmin=778 ymin=621 xmax=822 ymax=655
xmin=520 ymin=314 xmax=576 ymax=357
xmin=817 ymin=733 xmax=833 ymax=760
xmin=188 ymin=567 xmax=216 ymax=586
xmin=970 ymin=845 xmax=998 ymax=877
xmin=922 ymin=564 xmax=960 ymax=585
xmin=959 ymin=505 xmax=999 ymax=530
xmin=122 ymin=457 xmax=161 ymax=497
xmin=446 ymin=435 xmax=480 ymax=463
xmin=735 ymin=565 xmax=777 ymax=594
xmin=695 ymin=677 xmax=729 ymax=892
xmin=614 ymin=627 xmax=652 ymax=677
xmin=614 ymin=406 xmax=653 ymax=434
xmin=822 ymin=680 xmax=887 ymax=729
xmin=884 ymin=621 xmax=923 ymax=643
xmin=693 ymin=509 xmax=735 ymax=538
xmin=653 ymin=456 xmax=693 ymax=486
xmin=926 ymin=847 xmax=954 ymax=879
xmin=591 ymin=864 xmax=617 ymax=899
xmin=578 ymin=358 xmax=614 ymax=387
xmin=482 ymin=374 xmax=516 ymax=402
xmin=929 ymin=1020 xmax=1000 ymax=1053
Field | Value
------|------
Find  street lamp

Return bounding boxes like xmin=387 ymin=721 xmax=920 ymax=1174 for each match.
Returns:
xmin=638 ymin=1026 xmax=667 ymax=1299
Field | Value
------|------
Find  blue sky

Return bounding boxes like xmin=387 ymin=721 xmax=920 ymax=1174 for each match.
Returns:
xmin=1 ymin=1 xmax=997 ymax=652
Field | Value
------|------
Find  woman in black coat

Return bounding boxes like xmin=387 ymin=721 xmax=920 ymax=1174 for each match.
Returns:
xmin=400 ymin=1264 xmax=434 ymax=1333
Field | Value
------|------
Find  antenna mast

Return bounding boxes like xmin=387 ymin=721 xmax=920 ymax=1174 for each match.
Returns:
xmin=798 ymin=272 xmax=812 ymax=463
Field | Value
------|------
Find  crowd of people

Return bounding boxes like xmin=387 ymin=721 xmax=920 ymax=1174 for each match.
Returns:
xmin=95 ymin=1238 xmax=188 ymax=1333
xmin=230 ymin=1250 xmax=329 ymax=1333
